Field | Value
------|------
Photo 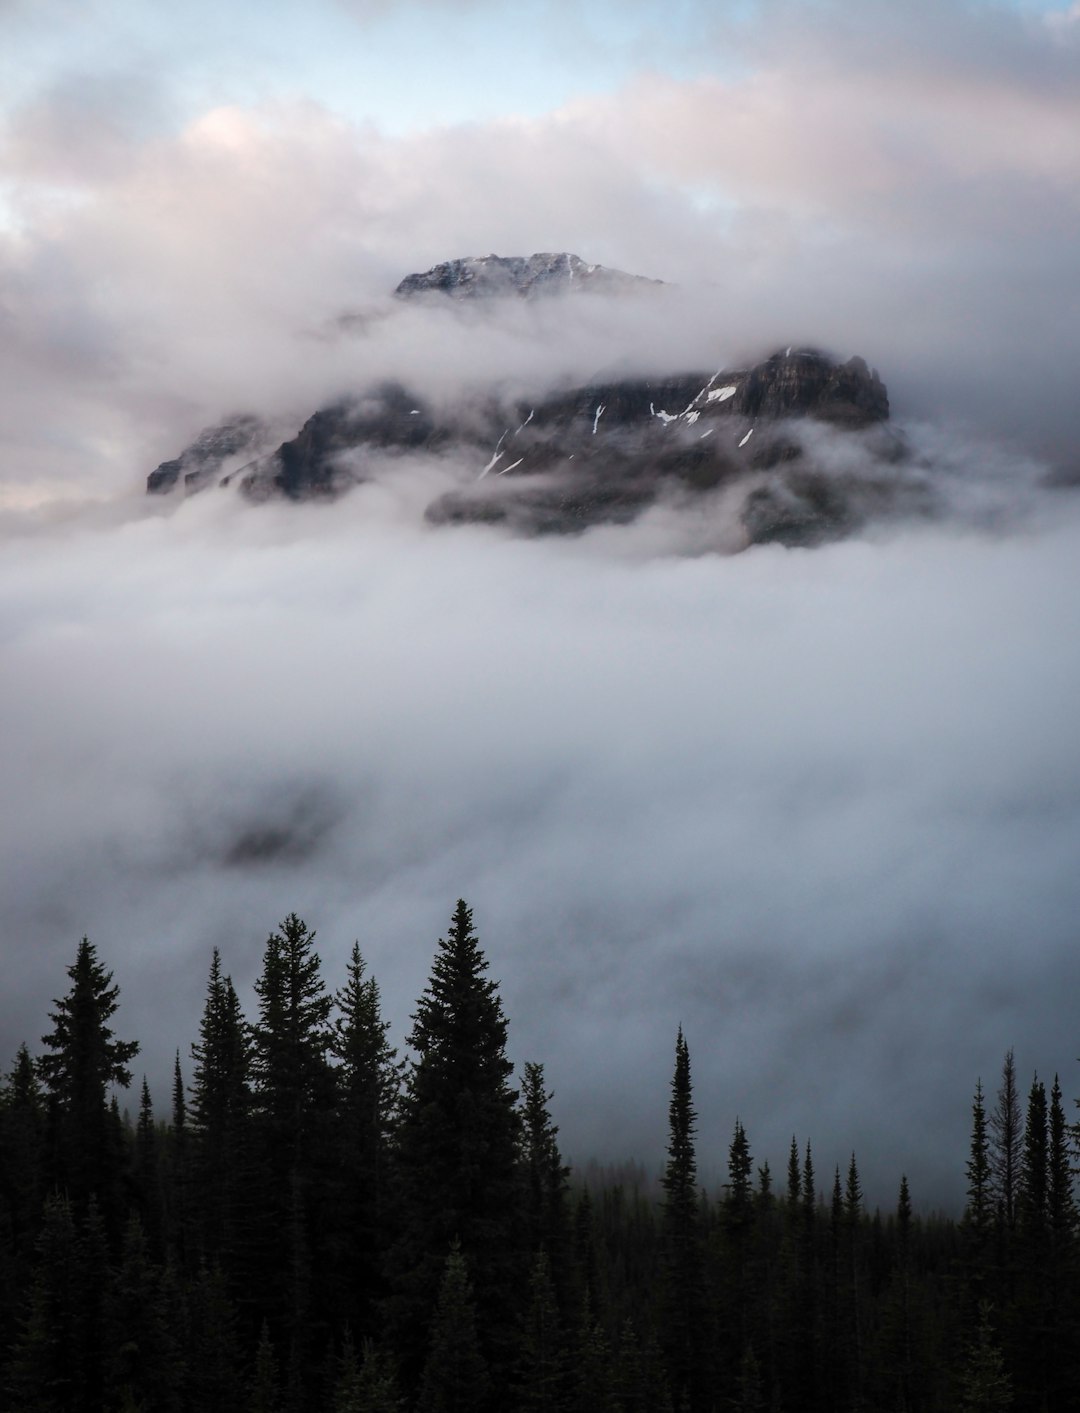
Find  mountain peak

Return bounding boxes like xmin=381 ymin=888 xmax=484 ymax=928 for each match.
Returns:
xmin=394 ymin=252 xmax=665 ymax=300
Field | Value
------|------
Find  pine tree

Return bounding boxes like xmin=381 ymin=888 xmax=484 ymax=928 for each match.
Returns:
xmin=7 ymin=1194 xmax=110 ymax=1413
xmin=329 ymin=941 xmax=401 ymax=1339
xmin=568 ymin=1292 xmax=617 ymax=1413
xmin=776 ymin=1137 xmax=804 ymax=1410
xmin=0 ymin=1042 xmax=45 ymax=1270
xmin=165 ymin=1050 xmax=192 ymax=1267
xmin=37 ymin=938 xmax=138 ymax=1213
xmin=841 ymin=1153 xmax=864 ymax=1410
xmin=989 ymin=1049 xmax=1023 ymax=1235
xmin=959 ymin=1302 xmax=1012 ymax=1412
xmin=249 ymin=914 xmax=338 ymax=1377
xmin=251 ymin=913 xmax=335 ymax=1159
xmin=875 ymin=1175 xmax=922 ymax=1413
xmin=797 ymin=1142 xmax=820 ymax=1412
xmin=105 ymin=1211 xmax=184 ymax=1412
xmin=416 ymin=1241 xmax=492 ymax=1413
xmin=1014 ymin=1075 xmax=1050 ymax=1411
xmin=718 ymin=1118 xmax=755 ymax=1380
xmin=183 ymin=1261 xmax=246 ymax=1412
xmin=364 ymin=1341 xmax=404 ymax=1412
xmin=6 ymin=1192 xmax=80 ymax=1411
xmin=390 ymin=900 xmax=523 ymax=1392
xmin=731 ymin=1343 xmax=766 ymax=1413
xmin=249 ymin=1320 xmax=280 ymax=1413
xmin=514 ymin=1247 xmax=565 ymax=1412
xmin=133 ymin=1075 xmax=164 ymax=1250
xmin=188 ymin=949 xmax=252 ymax=1285
xmin=962 ymin=1077 xmax=994 ymax=1305
xmin=1045 ymin=1076 xmax=1079 ymax=1407
xmin=657 ymin=1028 xmax=710 ymax=1413
xmin=519 ymin=1061 xmax=571 ymax=1303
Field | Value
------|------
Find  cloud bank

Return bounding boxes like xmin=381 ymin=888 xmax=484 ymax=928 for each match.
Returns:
xmin=3 ymin=478 xmax=1080 ymax=1207
xmin=2 ymin=0 xmax=1079 ymax=1209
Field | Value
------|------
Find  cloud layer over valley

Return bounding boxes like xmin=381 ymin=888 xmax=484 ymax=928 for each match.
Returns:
xmin=3 ymin=480 xmax=1080 ymax=1206
xmin=2 ymin=0 xmax=1080 ymax=1208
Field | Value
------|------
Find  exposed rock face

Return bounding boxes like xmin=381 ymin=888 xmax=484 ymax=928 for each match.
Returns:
xmin=147 ymin=256 xmax=912 ymax=547
xmin=150 ymin=349 xmax=906 ymax=545
xmin=146 ymin=415 xmax=267 ymax=494
xmin=394 ymin=252 xmax=664 ymax=301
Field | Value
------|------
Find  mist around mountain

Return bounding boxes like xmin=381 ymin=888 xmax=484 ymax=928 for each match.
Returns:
xmin=3 ymin=4 xmax=1080 ymax=1365
xmin=142 ymin=253 xmax=1067 ymax=552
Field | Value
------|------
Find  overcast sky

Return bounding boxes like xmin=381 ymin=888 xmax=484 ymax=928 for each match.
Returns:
xmin=2 ymin=0 xmax=1079 ymax=1208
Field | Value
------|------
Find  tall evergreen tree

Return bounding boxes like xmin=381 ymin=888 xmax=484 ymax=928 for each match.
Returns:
xmin=0 ymin=1043 xmax=45 ymax=1274
xmin=843 ymin=1153 xmax=864 ymax=1411
xmin=962 ymin=1077 xmax=994 ymax=1305
xmin=329 ymin=942 xmax=401 ymax=1340
xmin=37 ymin=938 xmax=138 ymax=1215
xmin=989 ymin=1049 xmax=1023 ymax=1235
xmin=250 ymin=915 xmax=337 ymax=1390
xmin=718 ymin=1118 xmax=755 ymax=1381
xmin=251 ymin=914 xmax=335 ymax=1159
xmin=188 ymin=949 xmax=252 ymax=1284
xmin=1014 ymin=1076 xmax=1050 ymax=1411
xmin=390 ymin=900 xmax=523 ymax=1393
xmin=106 ymin=1211 xmax=184 ymax=1412
xmin=959 ymin=1302 xmax=1012 ymax=1413
xmin=657 ymin=1028 xmax=710 ymax=1413
xmin=248 ymin=917 xmax=337 ymax=1398
xmin=183 ymin=1261 xmax=246 ymax=1413
xmin=1045 ymin=1075 xmax=1079 ymax=1407
xmin=874 ymin=1175 xmax=924 ymax=1413
xmin=416 ymin=1241 xmax=492 ymax=1413
xmin=520 ymin=1062 xmax=571 ymax=1305
xmin=249 ymin=1320 xmax=281 ymax=1413
xmin=514 ymin=1247 xmax=565 ymax=1413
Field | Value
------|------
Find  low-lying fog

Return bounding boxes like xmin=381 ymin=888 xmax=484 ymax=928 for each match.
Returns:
xmin=4 ymin=0 xmax=1080 ymax=1210
xmin=3 ymin=461 xmax=1079 ymax=1210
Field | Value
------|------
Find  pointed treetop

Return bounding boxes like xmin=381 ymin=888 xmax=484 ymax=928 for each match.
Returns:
xmin=38 ymin=937 xmax=139 ymax=1100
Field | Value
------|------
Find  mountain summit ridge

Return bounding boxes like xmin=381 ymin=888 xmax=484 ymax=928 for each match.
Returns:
xmin=146 ymin=255 xmax=916 ymax=547
xmin=394 ymin=251 xmax=665 ymax=300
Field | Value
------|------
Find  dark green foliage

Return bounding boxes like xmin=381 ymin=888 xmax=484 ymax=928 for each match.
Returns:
xmin=391 ymin=900 xmax=523 ymax=1389
xmin=416 ymin=1241 xmax=492 ymax=1413
xmin=183 ymin=1262 xmax=246 ymax=1412
xmin=7 ymin=911 xmax=1080 ymax=1413
xmin=6 ymin=1192 xmax=81 ymax=1412
xmin=959 ymin=1302 xmax=1012 ymax=1412
xmin=0 ymin=1043 xmax=45 ymax=1283
xmin=38 ymin=937 xmax=139 ymax=1212
xmin=514 ymin=1248 xmax=565 ymax=1412
xmin=990 ymin=1049 xmax=1023 ymax=1235
xmin=658 ymin=1028 xmax=710 ymax=1413
xmin=188 ymin=949 xmax=253 ymax=1290
xmin=249 ymin=1320 xmax=280 ymax=1413
xmin=717 ymin=1118 xmax=756 ymax=1383
xmin=520 ymin=1062 xmax=571 ymax=1274
xmin=355 ymin=1339 xmax=404 ymax=1412
xmin=568 ymin=1293 xmax=617 ymax=1413
xmin=730 ymin=1343 xmax=766 ymax=1412
xmin=329 ymin=942 xmax=401 ymax=1341
xmin=249 ymin=913 xmax=336 ymax=1379
xmin=106 ymin=1211 xmax=184 ymax=1412
xmin=962 ymin=1077 xmax=994 ymax=1305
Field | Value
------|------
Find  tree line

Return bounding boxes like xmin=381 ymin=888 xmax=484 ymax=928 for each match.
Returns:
xmin=0 ymin=900 xmax=1077 ymax=1410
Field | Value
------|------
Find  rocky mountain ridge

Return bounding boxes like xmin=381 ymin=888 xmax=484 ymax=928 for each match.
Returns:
xmin=394 ymin=251 xmax=664 ymax=300
xmin=147 ymin=256 xmax=924 ymax=547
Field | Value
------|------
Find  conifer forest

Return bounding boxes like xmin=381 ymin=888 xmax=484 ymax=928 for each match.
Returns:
xmin=2 ymin=900 xmax=1078 ymax=1412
